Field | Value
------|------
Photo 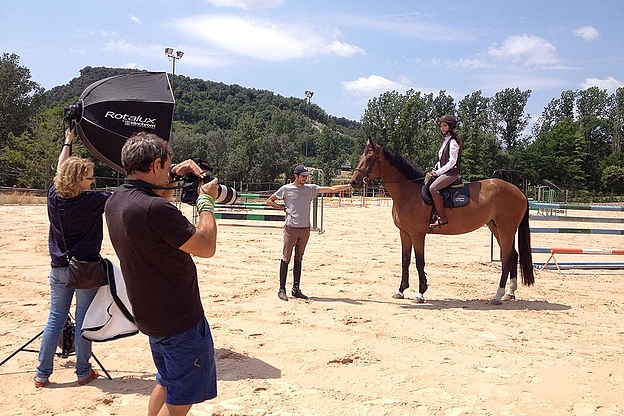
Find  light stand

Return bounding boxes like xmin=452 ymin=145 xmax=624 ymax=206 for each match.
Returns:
xmin=165 ymin=47 xmax=184 ymax=96
xmin=0 ymin=314 xmax=112 ymax=380
xmin=305 ymin=90 xmax=314 ymax=157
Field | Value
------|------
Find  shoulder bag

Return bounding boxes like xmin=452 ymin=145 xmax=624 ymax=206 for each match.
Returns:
xmin=56 ymin=208 xmax=109 ymax=289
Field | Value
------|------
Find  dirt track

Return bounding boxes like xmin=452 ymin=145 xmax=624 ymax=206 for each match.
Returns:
xmin=1 ymin=202 xmax=623 ymax=415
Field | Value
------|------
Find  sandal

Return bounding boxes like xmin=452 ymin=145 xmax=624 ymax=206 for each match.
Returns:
xmin=33 ymin=376 xmax=49 ymax=388
xmin=78 ymin=369 xmax=99 ymax=385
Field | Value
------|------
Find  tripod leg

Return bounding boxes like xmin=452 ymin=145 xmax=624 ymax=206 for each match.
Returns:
xmin=0 ymin=330 xmax=44 ymax=367
xmin=91 ymin=353 xmax=112 ymax=380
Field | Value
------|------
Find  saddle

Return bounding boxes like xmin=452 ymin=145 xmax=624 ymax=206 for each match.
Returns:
xmin=421 ymin=176 xmax=470 ymax=208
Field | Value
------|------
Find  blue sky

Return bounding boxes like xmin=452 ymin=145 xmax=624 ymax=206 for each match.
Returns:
xmin=2 ymin=0 xmax=623 ymax=127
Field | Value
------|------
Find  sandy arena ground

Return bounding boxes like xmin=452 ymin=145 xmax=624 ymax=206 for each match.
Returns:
xmin=1 ymin=200 xmax=623 ymax=415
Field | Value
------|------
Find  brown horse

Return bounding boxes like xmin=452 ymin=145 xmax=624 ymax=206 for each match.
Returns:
xmin=349 ymin=139 xmax=534 ymax=304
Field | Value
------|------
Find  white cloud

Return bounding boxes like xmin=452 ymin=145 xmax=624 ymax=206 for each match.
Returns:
xmin=173 ymin=15 xmax=365 ymax=61
xmin=579 ymin=76 xmax=624 ymax=93
xmin=458 ymin=57 xmax=493 ymax=69
xmin=487 ymin=35 xmax=559 ymax=67
xmin=326 ymin=40 xmax=366 ymax=58
xmin=334 ymin=13 xmax=475 ymax=43
xmin=99 ymin=30 xmax=118 ymax=38
xmin=342 ymin=75 xmax=410 ymax=96
xmin=205 ymin=0 xmax=283 ymax=9
xmin=573 ymin=26 xmax=599 ymax=42
xmin=128 ymin=14 xmax=142 ymax=24
xmin=103 ymin=40 xmax=161 ymax=57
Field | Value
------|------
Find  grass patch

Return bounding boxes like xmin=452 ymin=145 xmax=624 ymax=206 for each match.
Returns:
xmin=0 ymin=192 xmax=46 ymax=205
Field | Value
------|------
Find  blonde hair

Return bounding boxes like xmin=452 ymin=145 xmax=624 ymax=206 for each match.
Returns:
xmin=54 ymin=157 xmax=94 ymax=198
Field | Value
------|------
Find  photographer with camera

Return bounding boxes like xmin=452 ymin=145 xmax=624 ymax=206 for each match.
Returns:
xmin=105 ymin=132 xmax=219 ymax=416
xmin=34 ymin=128 xmax=110 ymax=388
xmin=267 ymin=165 xmax=351 ymax=301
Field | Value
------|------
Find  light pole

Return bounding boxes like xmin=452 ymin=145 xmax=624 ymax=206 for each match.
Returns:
xmin=165 ymin=47 xmax=184 ymax=96
xmin=305 ymin=90 xmax=314 ymax=157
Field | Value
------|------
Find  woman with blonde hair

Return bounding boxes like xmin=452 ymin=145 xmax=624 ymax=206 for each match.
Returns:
xmin=34 ymin=128 xmax=110 ymax=387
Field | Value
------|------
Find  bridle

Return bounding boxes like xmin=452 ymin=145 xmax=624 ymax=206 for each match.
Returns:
xmin=354 ymin=146 xmax=381 ymax=185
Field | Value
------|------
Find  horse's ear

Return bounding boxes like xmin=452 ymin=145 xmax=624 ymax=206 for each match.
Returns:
xmin=367 ymin=138 xmax=376 ymax=148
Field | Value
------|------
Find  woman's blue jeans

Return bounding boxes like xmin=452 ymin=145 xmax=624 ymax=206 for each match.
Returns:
xmin=35 ymin=266 xmax=98 ymax=381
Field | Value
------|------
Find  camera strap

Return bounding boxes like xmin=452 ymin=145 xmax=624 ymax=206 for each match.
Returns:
xmin=123 ymin=179 xmax=194 ymax=192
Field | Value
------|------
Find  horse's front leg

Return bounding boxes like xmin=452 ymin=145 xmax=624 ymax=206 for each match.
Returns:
xmin=392 ymin=229 xmax=412 ymax=299
xmin=413 ymin=233 xmax=427 ymax=303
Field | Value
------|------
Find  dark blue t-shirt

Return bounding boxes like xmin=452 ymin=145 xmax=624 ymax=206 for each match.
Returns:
xmin=47 ymin=185 xmax=110 ymax=267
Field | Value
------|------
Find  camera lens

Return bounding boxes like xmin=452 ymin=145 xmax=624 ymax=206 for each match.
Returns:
xmin=215 ymin=184 xmax=237 ymax=205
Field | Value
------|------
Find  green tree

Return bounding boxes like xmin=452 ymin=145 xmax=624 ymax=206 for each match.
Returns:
xmin=517 ymin=118 xmax=586 ymax=190
xmin=577 ymin=87 xmax=613 ymax=190
xmin=361 ymin=90 xmax=405 ymax=145
xmin=0 ymin=107 xmax=64 ymax=187
xmin=394 ymin=90 xmax=436 ymax=165
xmin=601 ymin=165 xmax=624 ymax=194
xmin=0 ymin=53 xmax=44 ymax=147
xmin=533 ymin=90 xmax=577 ymax=137
xmin=171 ymin=128 xmax=229 ymax=178
xmin=613 ymin=87 xmax=624 ymax=153
xmin=458 ymin=91 xmax=502 ymax=180
xmin=256 ymin=133 xmax=298 ymax=183
xmin=491 ymin=88 xmax=531 ymax=152
xmin=315 ymin=122 xmax=345 ymax=183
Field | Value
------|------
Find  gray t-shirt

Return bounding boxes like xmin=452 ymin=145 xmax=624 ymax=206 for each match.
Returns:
xmin=273 ymin=183 xmax=320 ymax=228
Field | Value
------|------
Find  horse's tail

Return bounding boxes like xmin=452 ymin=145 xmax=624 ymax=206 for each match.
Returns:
xmin=517 ymin=202 xmax=535 ymax=286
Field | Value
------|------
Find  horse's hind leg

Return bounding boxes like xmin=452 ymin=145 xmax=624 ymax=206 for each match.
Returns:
xmin=487 ymin=221 xmax=516 ymax=305
xmin=503 ymin=248 xmax=519 ymax=300
xmin=414 ymin=251 xmax=427 ymax=303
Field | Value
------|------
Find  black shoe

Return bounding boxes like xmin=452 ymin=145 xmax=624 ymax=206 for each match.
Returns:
xmin=291 ymin=288 xmax=308 ymax=300
xmin=278 ymin=289 xmax=288 ymax=301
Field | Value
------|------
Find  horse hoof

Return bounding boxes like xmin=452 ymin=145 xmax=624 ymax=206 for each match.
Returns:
xmin=391 ymin=291 xmax=404 ymax=299
xmin=490 ymin=298 xmax=503 ymax=306
xmin=502 ymin=293 xmax=516 ymax=301
xmin=414 ymin=296 xmax=425 ymax=304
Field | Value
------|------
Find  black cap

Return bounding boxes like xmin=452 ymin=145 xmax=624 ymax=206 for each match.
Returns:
xmin=293 ymin=165 xmax=310 ymax=176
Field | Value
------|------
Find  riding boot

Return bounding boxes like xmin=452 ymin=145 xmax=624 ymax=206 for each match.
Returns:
xmin=291 ymin=260 xmax=308 ymax=299
xmin=430 ymin=192 xmax=448 ymax=228
xmin=278 ymin=260 xmax=288 ymax=301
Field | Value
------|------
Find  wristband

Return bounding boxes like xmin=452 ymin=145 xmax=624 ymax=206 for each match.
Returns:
xmin=196 ymin=194 xmax=215 ymax=213
xmin=62 ymin=143 xmax=72 ymax=148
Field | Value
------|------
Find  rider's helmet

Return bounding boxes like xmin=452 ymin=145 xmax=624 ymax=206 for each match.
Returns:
xmin=438 ymin=114 xmax=457 ymax=130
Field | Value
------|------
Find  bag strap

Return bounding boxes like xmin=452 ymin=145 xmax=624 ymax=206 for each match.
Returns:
xmin=105 ymin=259 xmax=135 ymax=324
xmin=54 ymin=204 xmax=71 ymax=262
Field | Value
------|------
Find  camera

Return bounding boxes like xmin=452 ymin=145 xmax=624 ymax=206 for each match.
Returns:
xmin=63 ymin=104 xmax=81 ymax=121
xmin=63 ymin=102 xmax=83 ymax=129
xmin=179 ymin=159 xmax=238 ymax=205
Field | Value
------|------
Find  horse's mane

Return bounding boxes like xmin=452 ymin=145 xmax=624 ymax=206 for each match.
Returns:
xmin=382 ymin=146 xmax=427 ymax=183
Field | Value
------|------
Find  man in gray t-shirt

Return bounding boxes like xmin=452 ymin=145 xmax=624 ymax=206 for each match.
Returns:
xmin=267 ymin=165 xmax=351 ymax=301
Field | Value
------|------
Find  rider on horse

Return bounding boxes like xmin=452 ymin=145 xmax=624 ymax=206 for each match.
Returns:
xmin=428 ymin=115 xmax=462 ymax=228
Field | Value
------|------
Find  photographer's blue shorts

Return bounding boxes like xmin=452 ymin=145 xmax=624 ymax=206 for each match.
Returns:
xmin=150 ymin=316 xmax=217 ymax=405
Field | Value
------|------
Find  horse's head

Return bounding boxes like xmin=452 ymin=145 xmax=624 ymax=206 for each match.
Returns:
xmin=350 ymin=138 xmax=382 ymax=189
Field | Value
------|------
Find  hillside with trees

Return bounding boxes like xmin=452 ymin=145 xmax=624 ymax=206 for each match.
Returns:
xmin=2 ymin=52 xmax=624 ymax=200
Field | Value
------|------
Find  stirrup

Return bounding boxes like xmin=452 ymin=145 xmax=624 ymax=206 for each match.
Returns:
xmin=429 ymin=218 xmax=448 ymax=228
